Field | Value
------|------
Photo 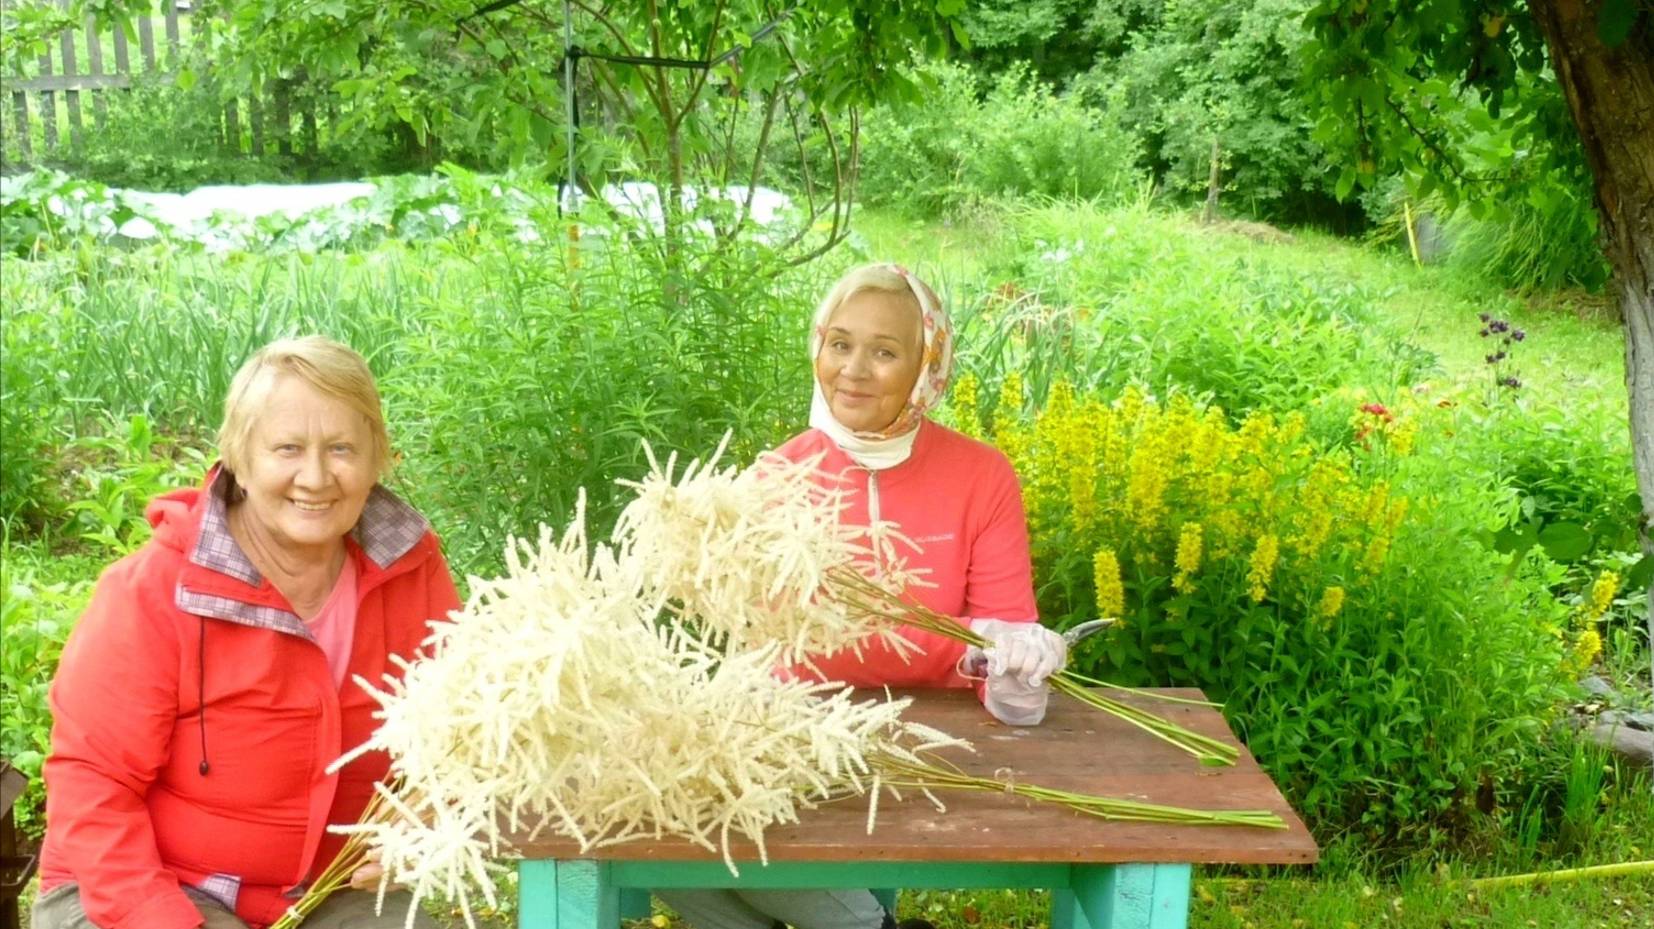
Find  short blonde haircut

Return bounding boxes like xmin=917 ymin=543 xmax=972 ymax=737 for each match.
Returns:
xmin=811 ymin=263 xmax=939 ymax=353
xmin=217 ymin=336 xmax=392 ymax=481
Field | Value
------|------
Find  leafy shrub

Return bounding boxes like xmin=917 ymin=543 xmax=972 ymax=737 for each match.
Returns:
xmin=41 ymin=71 xmax=289 ymax=191
xmin=386 ymin=228 xmax=825 ymax=575
xmin=0 ymin=168 xmax=147 ymax=255
xmin=951 ymin=203 xmax=1439 ymax=434
xmin=853 ymin=61 xmax=1143 ymax=216
xmin=947 ymin=382 xmax=1571 ymax=842
xmin=0 ymin=553 xmax=93 ymax=837
xmin=0 ymin=301 xmax=61 ymax=533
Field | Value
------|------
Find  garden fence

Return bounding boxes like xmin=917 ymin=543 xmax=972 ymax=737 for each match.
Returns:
xmin=5 ymin=0 xmax=330 ymax=162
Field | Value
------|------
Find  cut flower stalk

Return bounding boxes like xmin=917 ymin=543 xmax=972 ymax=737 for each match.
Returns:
xmin=828 ymin=569 xmax=1239 ymax=766
xmin=873 ymin=754 xmax=1284 ymax=829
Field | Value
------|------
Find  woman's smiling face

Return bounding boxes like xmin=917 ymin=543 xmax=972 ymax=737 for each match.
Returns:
xmin=814 ymin=289 xmax=924 ymax=433
xmin=235 ymin=373 xmax=377 ymax=559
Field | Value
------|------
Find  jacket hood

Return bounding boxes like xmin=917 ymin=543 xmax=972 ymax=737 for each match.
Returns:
xmin=146 ymin=484 xmax=209 ymax=555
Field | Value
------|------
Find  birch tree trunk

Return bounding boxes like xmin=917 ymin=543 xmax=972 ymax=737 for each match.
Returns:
xmin=1525 ymin=0 xmax=1654 ymax=686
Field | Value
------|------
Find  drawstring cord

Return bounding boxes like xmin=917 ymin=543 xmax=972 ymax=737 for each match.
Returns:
xmin=198 ymin=615 xmax=210 ymax=776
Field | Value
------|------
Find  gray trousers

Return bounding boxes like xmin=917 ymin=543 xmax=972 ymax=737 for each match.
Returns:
xmin=655 ymin=889 xmax=887 ymax=929
xmin=32 ymin=881 xmax=441 ymax=929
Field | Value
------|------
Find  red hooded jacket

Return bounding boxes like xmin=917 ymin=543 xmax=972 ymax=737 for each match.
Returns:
xmin=38 ymin=470 xmax=462 ymax=929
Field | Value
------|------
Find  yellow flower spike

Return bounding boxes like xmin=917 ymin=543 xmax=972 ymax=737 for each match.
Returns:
xmin=1246 ymin=534 xmax=1279 ymax=603
xmin=1388 ymin=418 xmax=1418 ymax=456
xmin=1093 ymin=547 xmax=1125 ymax=618
xmin=1173 ymin=523 xmax=1204 ymax=593
xmin=997 ymin=371 xmax=1025 ymax=421
xmin=1585 ymin=571 xmax=1620 ymax=621
xmin=1563 ymin=628 xmax=1603 ymax=676
xmin=1317 ymin=586 xmax=1346 ymax=619
xmin=949 ymin=372 xmax=981 ymax=436
xmin=1359 ymin=535 xmax=1391 ymax=575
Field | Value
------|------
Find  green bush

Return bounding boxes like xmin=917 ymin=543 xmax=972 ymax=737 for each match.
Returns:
xmin=853 ymin=61 xmax=1143 ymax=216
xmin=38 ymin=71 xmax=289 ymax=191
xmin=0 ymin=302 xmax=61 ymax=533
xmin=950 ymin=203 xmax=1439 ymax=432
xmin=0 ymin=552 xmax=92 ymax=837
xmin=961 ymin=382 xmax=1571 ymax=843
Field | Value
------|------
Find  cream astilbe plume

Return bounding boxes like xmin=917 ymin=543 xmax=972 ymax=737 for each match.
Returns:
xmin=613 ymin=438 xmax=924 ymax=665
xmin=324 ymin=498 xmax=969 ymax=928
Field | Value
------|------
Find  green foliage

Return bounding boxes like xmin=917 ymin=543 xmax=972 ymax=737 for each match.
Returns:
xmin=1300 ymin=1 xmax=1609 ymax=215
xmin=950 ymin=203 xmax=1438 ymax=426
xmin=0 ymin=548 xmax=97 ymax=837
xmin=969 ymin=379 xmax=1570 ymax=841
xmin=0 ymin=295 xmax=62 ymax=533
xmin=189 ymin=0 xmax=967 ymax=258
xmin=855 ymin=61 xmax=1144 ymax=217
xmin=0 ymin=168 xmax=142 ymax=255
xmin=1077 ymin=0 xmax=1341 ymax=223
xmin=1437 ymin=191 xmax=1611 ymax=293
xmin=60 ymin=414 xmax=208 ymax=556
xmin=39 ymin=71 xmax=290 ymax=190
xmin=958 ymin=0 xmax=1160 ymax=85
xmin=383 ymin=229 xmax=824 ymax=574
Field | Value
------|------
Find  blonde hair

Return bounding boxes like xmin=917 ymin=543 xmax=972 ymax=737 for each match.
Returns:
xmin=812 ymin=263 xmax=940 ymax=352
xmin=217 ymin=336 xmax=392 ymax=480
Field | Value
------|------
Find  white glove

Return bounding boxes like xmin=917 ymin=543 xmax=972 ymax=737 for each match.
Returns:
xmin=965 ymin=619 xmax=1068 ymax=726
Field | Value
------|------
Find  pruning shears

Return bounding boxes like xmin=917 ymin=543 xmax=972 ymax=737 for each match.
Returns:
xmin=1062 ymin=618 xmax=1115 ymax=647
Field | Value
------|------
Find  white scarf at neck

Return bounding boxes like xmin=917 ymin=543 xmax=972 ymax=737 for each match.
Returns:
xmin=809 ymin=384 xmax=921 ymax=470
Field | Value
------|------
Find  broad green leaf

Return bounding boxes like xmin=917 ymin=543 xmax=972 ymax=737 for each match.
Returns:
xmin=1537 ymin=521 xmax=1593 ymax=562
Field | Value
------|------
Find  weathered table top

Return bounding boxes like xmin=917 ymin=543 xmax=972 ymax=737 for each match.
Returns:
xmin=506 ymin=687 xmax=1319 ymax=867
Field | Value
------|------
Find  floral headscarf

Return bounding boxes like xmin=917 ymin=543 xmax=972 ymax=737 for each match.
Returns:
xmin=808 ymin=263 xmax=954 ymax=469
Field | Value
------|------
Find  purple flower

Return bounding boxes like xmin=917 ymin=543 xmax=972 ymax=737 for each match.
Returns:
xmin=1513 ymin=329 xmax=1526 ymax=341
xmin=1478 ymin=312 xmax=1491 ymax=323
xmin=1486 ymin=354 xmax=1498 ymax=364
xmin=1480 ymin=328 xmax=1491 ymax=337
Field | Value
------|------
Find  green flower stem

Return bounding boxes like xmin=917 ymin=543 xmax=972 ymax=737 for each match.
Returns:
xmin=830 ymin=569 xmax=1237 ymax=766
xmin=873 ymin=754 xmax=1285 ymax=829
xmin=1467 ymin=859 xmax=1654 ymax=889
xmin=268 ymin=791 xmax=389 ymax=929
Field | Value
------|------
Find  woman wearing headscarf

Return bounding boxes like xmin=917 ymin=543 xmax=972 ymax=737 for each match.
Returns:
xmin=657 ymin=263 xmax=1067 ymax=929
xmin=33 ymin=336 xmax=461 ymax=929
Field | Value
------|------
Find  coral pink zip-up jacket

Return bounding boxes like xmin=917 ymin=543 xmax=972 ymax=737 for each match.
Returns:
xmin=39 ymin=469 xmax=461 ymax=929
xmin=775 ymin=419 xmax=1039 ymax=688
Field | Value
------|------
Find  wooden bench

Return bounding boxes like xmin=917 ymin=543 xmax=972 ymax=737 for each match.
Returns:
xmin=507 ymin=688 xmax=1318 ymax=929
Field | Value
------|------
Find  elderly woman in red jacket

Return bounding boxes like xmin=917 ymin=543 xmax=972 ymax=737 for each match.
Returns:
xmin=659 ymin=264 xmax=1070 ymax=929
xmin=34 ymin=337 xmax=461 ymax=929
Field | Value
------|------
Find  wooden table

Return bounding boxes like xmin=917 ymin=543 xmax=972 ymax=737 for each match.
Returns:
xmin=508 ymin=689 xmax=1318 ymax=929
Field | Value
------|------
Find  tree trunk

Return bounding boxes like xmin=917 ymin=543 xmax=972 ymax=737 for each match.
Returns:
xmin=1203 ymin=135 xmax=1222 ymax=224
xmin=1526 ymin=0 xmax=1654 ymax=688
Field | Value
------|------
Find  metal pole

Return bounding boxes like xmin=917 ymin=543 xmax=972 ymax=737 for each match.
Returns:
xmin=563 ymin=0 xmax=578 ymax=215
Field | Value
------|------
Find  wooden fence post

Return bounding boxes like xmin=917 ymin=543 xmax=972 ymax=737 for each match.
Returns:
xmin=58 ymin=0 xmax=84 ymax=149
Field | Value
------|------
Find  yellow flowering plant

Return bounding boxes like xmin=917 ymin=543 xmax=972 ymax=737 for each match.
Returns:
xmin=944 ymin=377 xmax=1575 ymax=837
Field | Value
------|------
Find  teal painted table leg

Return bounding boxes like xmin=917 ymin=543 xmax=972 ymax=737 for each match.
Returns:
xmin=1050 ymin=890 xmax=1089 ymax=929
xmin=519 ymin=859 xmax=619 ymax=929
xmin=620 ymin=889 xmax=652 ymax=921
xmin=872 ymin=889 xmax=898 ymax=916
xmin=1067 ymin=864 xmax=1191 ymax=929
